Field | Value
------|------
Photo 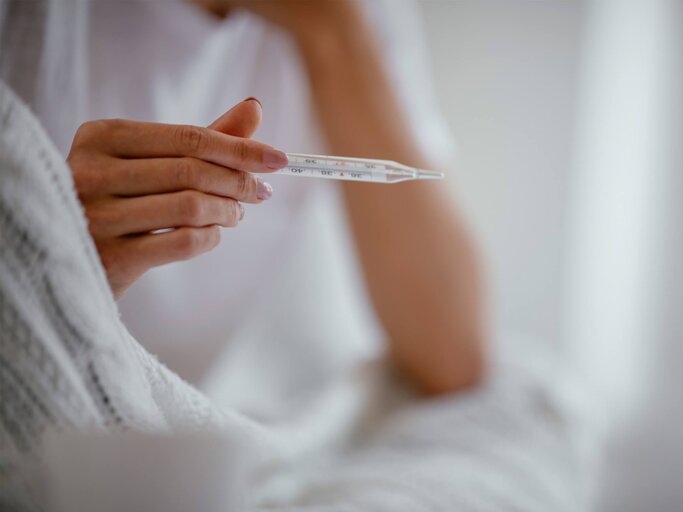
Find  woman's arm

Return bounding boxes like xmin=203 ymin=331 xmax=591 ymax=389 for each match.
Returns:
xmin=293 ymin=6 xmax=486 ymax=395
xmin=197 ymin=0 xmax=487 ymax=394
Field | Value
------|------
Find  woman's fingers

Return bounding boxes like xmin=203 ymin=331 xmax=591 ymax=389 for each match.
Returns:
xmin=67 ymin=100 xmax=279 ymax=298
xmin=209 ymin=97 xmax=262 ymax=138
xmin=72 ymin=119 xmax=288 ymax=173
xmin=96 ymin=157 xmax=273 ymax=203
xmin=131 ymin=226 xmax=222 ymax=266
xmin=100 ymin=226 xmax=221 ymax=296
xmin=88 ymin=190 xmax=244 ymax=239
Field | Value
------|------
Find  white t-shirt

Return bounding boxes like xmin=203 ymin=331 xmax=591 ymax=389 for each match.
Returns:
xmin=85 ymin=0 xmax=453 ymax=416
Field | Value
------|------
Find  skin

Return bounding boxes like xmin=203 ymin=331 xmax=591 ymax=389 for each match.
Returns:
xmin=68 ymin=99 xmax=285 ymax=297
xmin=69 ymin=0 xmax=486 ymax=396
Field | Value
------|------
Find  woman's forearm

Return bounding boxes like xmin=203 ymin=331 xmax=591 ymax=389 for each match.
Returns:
xmin=294 ymin=7 xmax=486 ymax=394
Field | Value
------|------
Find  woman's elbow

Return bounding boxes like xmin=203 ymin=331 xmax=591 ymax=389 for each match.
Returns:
xmin=417 ymin=345 xmax=487 ymax=397
xmin=394 ymin=332 xmax=488 ymax=397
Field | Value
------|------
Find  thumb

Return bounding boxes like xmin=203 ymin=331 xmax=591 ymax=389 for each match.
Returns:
xmin=208 ymin=97 xmax=262 ymax=137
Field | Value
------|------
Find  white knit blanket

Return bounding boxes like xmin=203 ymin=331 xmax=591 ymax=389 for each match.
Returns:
xmin=0 ymin=82 xmax=595 ymax=512
xmin=0 ymin=81 xmax=274 ymax=510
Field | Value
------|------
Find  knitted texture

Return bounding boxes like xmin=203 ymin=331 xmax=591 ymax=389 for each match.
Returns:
xmin=0 ymin=81 xmax=258 ymax=510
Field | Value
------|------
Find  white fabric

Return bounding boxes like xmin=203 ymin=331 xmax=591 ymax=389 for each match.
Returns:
xmin=0 ymin=0 xmax=89 ymax=155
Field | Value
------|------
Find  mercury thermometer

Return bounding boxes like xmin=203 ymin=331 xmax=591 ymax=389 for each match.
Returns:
xmin=275 ymin=153 xmax=445 ymax=184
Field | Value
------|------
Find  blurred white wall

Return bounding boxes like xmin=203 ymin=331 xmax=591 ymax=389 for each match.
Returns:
xmin=420 ymin=0 xmax=583 ymax=346
xmin=565 ymin=1 xmax=682 ymax=511
xmin=420 ymin=2 xmax=682 ymax=511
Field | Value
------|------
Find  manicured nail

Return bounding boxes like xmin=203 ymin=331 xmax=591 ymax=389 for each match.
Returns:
xmin=263 ymin=149 xmax=288 ymax=169
xmin=256 ymin=177 xmax=273 ymax=200
xmin=244 ymin=96 xmax=261 ymax=108
xmin=238 ymin=203 xmax=245 ymax=221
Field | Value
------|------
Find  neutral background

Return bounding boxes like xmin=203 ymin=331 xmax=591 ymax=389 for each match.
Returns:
xmin=418 ymin=2 xmax=682 ymax=512
xmin=420 ymin=0 xmax=582 ymax=353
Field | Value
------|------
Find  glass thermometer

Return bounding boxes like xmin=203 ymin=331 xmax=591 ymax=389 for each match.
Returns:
xmin=275 ymin=153 xmax=445 ymax=184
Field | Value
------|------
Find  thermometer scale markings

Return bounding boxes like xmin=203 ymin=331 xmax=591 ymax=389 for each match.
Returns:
xmin=276 ymin=153 xmax=445 ymax=183
xmin=286 ymin=155 xmax=377 ymax=181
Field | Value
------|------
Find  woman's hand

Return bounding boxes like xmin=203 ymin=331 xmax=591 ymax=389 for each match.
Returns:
xmin=67 ymin=99 xmax=287 ymax=299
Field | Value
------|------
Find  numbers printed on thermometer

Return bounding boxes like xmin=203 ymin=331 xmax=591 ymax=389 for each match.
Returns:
xmin=276 ymin=152 xmax=444 ymax=184
xmin=282 ymin=165 xmax=374 ymax=181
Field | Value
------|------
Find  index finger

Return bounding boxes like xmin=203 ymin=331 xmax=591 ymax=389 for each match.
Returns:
xmin=83 ymin=119 xmax=288 ymax=173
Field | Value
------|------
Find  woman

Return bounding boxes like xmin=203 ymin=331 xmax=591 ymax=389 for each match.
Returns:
xmin=43 ymin=0 xmax=485 ymax=397
xmin=1 ymin=1 xmax=586 ymax=510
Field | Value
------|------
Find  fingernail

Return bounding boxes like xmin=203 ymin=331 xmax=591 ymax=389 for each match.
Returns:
xmin=239 ymin=203 xmax=245 ymax=221
xmin=244 ymin=96 xmax=262 ymax=108
xmin=263 ymin=148 xmax=288 ymax=169
xmin=256 ymin=177 xmax=273 ymax=200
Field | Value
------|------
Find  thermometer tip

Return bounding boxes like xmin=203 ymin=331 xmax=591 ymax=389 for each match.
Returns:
xmin=417 ymin=170 xmax=445 ymax=181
